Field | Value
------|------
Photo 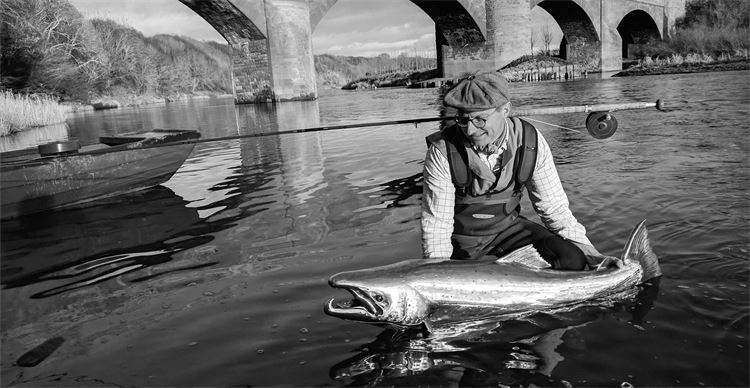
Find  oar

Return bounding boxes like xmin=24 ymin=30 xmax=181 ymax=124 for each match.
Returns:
xmin=35 ymin=99 xmax=666 ymax=157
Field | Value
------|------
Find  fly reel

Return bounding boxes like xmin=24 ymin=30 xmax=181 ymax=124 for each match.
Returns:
xmin=585 ymin=112 xmax=618 ymax=139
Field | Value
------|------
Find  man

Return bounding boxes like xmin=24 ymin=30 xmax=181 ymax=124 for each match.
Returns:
xmin=421 ymin=72 xmax=613 ymax=270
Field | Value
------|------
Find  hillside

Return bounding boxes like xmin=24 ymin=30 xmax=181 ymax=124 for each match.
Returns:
xmin=0 ymin=0 xmax=430 ymax=100
xmin=314 ymin=53 xmax=436 ymax=89
xmin=1 ymin=0 xmax=234 ymax=103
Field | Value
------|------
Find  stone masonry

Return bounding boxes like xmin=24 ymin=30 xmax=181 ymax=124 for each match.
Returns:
xmin=181 ymin=0 xmax=685 ymax=104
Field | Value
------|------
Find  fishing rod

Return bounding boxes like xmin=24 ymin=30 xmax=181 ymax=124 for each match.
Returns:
xmin=511 ymin=99 xmax=665 ymax=139
xmin=35 ymin=99 xmax=666 ymax=157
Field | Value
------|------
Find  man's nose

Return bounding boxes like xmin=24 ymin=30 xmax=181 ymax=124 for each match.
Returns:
xmin=464 ymin=122 xmax=482 ymax=135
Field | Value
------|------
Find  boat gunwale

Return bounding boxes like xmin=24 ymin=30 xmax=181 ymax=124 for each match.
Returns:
xmin=0 ymin=129 xmax=200 ymax=169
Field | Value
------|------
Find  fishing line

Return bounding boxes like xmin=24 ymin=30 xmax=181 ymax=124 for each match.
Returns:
xmin=521 ymin=117 xmax=583 ymax=134
xmin=3 ymin=100 xmax=664 ymax=160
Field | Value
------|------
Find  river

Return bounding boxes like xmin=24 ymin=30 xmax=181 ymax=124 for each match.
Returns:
xmin=1 ymin=70 xmax=748 ymax=387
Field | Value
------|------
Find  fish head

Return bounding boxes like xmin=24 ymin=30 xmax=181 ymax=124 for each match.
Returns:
xmin=324 ymin=262 xmax=431 ymax=330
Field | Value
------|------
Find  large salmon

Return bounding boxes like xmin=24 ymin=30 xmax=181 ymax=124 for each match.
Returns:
xmin=324 ymin=220 xmax=660 ymax=335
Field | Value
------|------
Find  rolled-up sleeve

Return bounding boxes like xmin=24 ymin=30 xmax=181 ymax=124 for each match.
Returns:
xmin=526 ymin=131 xmax=593 ymax=246
xmin=421 ymin=145 xmax=455 ymax=259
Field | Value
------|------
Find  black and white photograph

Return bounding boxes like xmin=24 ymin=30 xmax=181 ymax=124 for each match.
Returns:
xmin=1 ymin=0 xmax=748 ymax=386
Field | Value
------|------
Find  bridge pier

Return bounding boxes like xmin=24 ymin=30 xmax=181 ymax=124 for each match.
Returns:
xmin=437 ymin=0 xmax=532 ymax=78
xmin=232 ymin=0 xmax=317 ymax=103
xmin=600 ymin=1 xmax=624 ymax=72
xmin=182 ymin=0 xmax=316 ymax=104
xmin=258 ymin=0 xmax=317 ymax=103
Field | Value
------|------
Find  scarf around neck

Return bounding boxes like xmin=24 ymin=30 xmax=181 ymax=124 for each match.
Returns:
xmin=464 ymin=118 xmax=511 ymax=195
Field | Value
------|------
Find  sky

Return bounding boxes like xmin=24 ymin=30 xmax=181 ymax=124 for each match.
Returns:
xmin=68 ymin=0 xmax=562 ymax=57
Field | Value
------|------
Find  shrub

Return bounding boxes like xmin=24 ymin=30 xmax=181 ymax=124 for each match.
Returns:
xmin=0 ymin=91 xmax=68 ymax=136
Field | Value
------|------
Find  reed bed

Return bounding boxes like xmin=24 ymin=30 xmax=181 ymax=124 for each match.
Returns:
xmin=0 ymin=91 xmax=68 ymax=136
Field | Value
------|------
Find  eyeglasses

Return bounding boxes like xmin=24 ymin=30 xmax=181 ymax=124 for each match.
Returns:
xmin=456 ymin=112 xmax=493 ymax=129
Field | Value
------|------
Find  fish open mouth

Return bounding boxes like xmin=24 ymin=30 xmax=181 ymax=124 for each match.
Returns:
xmin=324 ymin=285 xmax=383 ymax=321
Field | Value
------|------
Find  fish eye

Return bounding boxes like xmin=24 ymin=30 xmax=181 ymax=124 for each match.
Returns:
xmin=374 ymin=294 xmax=384 ymax=302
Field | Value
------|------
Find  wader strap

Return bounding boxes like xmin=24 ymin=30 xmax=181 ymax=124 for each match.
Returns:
xmin=443 ymin=128 xmax=471 ymax=196
xmin=513 ymin=117 xmax=538 ymax=192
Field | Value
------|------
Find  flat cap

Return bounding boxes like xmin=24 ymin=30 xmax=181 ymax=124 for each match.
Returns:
xmin=443 ymin=72 xmax=511 ymax=112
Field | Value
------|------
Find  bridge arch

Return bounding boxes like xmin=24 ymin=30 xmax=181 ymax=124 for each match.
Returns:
xmin=532 ymin=0 xmax=601 ymax=68
xmin=617 ymin=10 xmax=662 ymax=58
xmin=311 ymin=0 xmax=486 ymax=40
xmin=180 ymin=0 xmax=265 ymax=43
xmin=313 ymin=0 xmax=487 ymax=77
xmin=615 ymin=3 xmax=665 ymax=38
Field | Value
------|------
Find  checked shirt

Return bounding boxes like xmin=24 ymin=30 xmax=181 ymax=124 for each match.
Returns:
xmin=421 ymin=127 xmax=594 ymax=259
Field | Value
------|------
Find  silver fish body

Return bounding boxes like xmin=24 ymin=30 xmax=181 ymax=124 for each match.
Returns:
xmin=325 ymin=220 xmax=660 ymax=332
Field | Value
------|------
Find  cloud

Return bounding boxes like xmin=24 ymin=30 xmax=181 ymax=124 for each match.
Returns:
xmin=312 ymin=0 xmax=434 ymax=56
xmin=69 ymin=0 xmax=224 ymax=42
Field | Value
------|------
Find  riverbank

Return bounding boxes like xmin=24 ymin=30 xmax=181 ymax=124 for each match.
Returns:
xmin=339 ymin=55 xmax=581 ymax=90
xmin=340 ymin=69 xmax=438 ymax=90
xmin=0 ymin=91 xmax=233 ymax=139
xmin=85 ymin=91 xmax=234 ymax=111
xmin=613 ymin=57 xmax=749 ymax=77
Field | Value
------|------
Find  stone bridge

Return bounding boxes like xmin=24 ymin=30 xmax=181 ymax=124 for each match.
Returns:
xmin=179 ymin=0 xmax=685 ymax=104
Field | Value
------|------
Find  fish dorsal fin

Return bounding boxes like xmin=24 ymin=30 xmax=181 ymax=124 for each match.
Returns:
xmin=622 ymin=219 xmax=661 ymax=281
xmin=494 ymin=245 xmax=551 ymax=269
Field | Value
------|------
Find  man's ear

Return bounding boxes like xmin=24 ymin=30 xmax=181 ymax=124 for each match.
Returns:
xmin=499 ymin=102 xmax=512 ymax=117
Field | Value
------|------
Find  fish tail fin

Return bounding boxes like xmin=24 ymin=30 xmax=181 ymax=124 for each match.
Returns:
xmin=622 ymin=219 xmax=661 ymax=281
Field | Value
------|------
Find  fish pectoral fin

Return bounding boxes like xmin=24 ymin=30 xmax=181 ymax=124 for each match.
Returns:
xmin=419 ymin=320 xmax=433 ymax=338
xmin=494 ymin=244 xmax=550 ymax=269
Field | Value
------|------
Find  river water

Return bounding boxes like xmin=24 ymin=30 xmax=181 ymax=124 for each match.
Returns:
xmin=1 ymin=70 xmax=748 ymax=387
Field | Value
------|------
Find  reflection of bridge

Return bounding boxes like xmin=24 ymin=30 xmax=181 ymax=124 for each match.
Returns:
xmin=179 ymin=0 xmax=685 ymax=103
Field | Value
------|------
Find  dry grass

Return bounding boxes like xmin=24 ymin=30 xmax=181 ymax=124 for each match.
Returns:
xmin=0 ymin=91 xmax=68 ymax=136
xmin=635 ymin=25 xmax=750 ymax=61
xmin=634 ymin=49 xmax=749 ymax=69
xmin=669 ymin=26 xmax=750 ymax=55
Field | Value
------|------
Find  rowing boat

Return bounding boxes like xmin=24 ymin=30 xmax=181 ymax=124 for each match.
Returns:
xmin=0 ymin=129 xmax=199 ymax=219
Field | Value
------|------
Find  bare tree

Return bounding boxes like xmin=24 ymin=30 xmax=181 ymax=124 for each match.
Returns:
xmin=1 ymin=0 xmax=104 ymax=96
xmin=542 ymin=24 xmax=553 ymax=55
xmin=530 ymin=30 xmax=536 ymax=55
xmin=91 ymin=18 xmax=158 ymax=94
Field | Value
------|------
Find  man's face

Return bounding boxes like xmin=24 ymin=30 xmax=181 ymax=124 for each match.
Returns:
xmin=456 ymin=105 xmax=508 ymax=147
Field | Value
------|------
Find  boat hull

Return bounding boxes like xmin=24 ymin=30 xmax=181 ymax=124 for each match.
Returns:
xmin=1 ymin=130 xmax=199 ymax=219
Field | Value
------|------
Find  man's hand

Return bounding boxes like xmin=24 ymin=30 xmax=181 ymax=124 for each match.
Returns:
xmin=592 ymin=255 xmax=621 ymax=271
xmin=574 ymin=242 xmax=621 ymax=271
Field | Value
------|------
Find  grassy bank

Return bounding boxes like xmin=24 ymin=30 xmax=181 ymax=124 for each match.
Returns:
xmin=0 ymin=92 xmax=68 ymax=136
xmin=614 ymin=51 xmax=749 ymax=77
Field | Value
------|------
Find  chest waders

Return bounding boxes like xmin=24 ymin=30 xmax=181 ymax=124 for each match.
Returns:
xmin=440 ymin=118 xmax=538 ymax=260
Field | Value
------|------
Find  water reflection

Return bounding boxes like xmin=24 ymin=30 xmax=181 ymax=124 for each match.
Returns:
xmin=0 ymin=97 xmax=424 ymax=302
xmin=66 ymin=97 xmax=238 ymax=143
xmin=0 ymin=123 xmax=70 ymax=152
xmin=330 ymin=280 xmax=660 ymax=386
xmin=1 ymin=186 xmax=201 ymax=295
